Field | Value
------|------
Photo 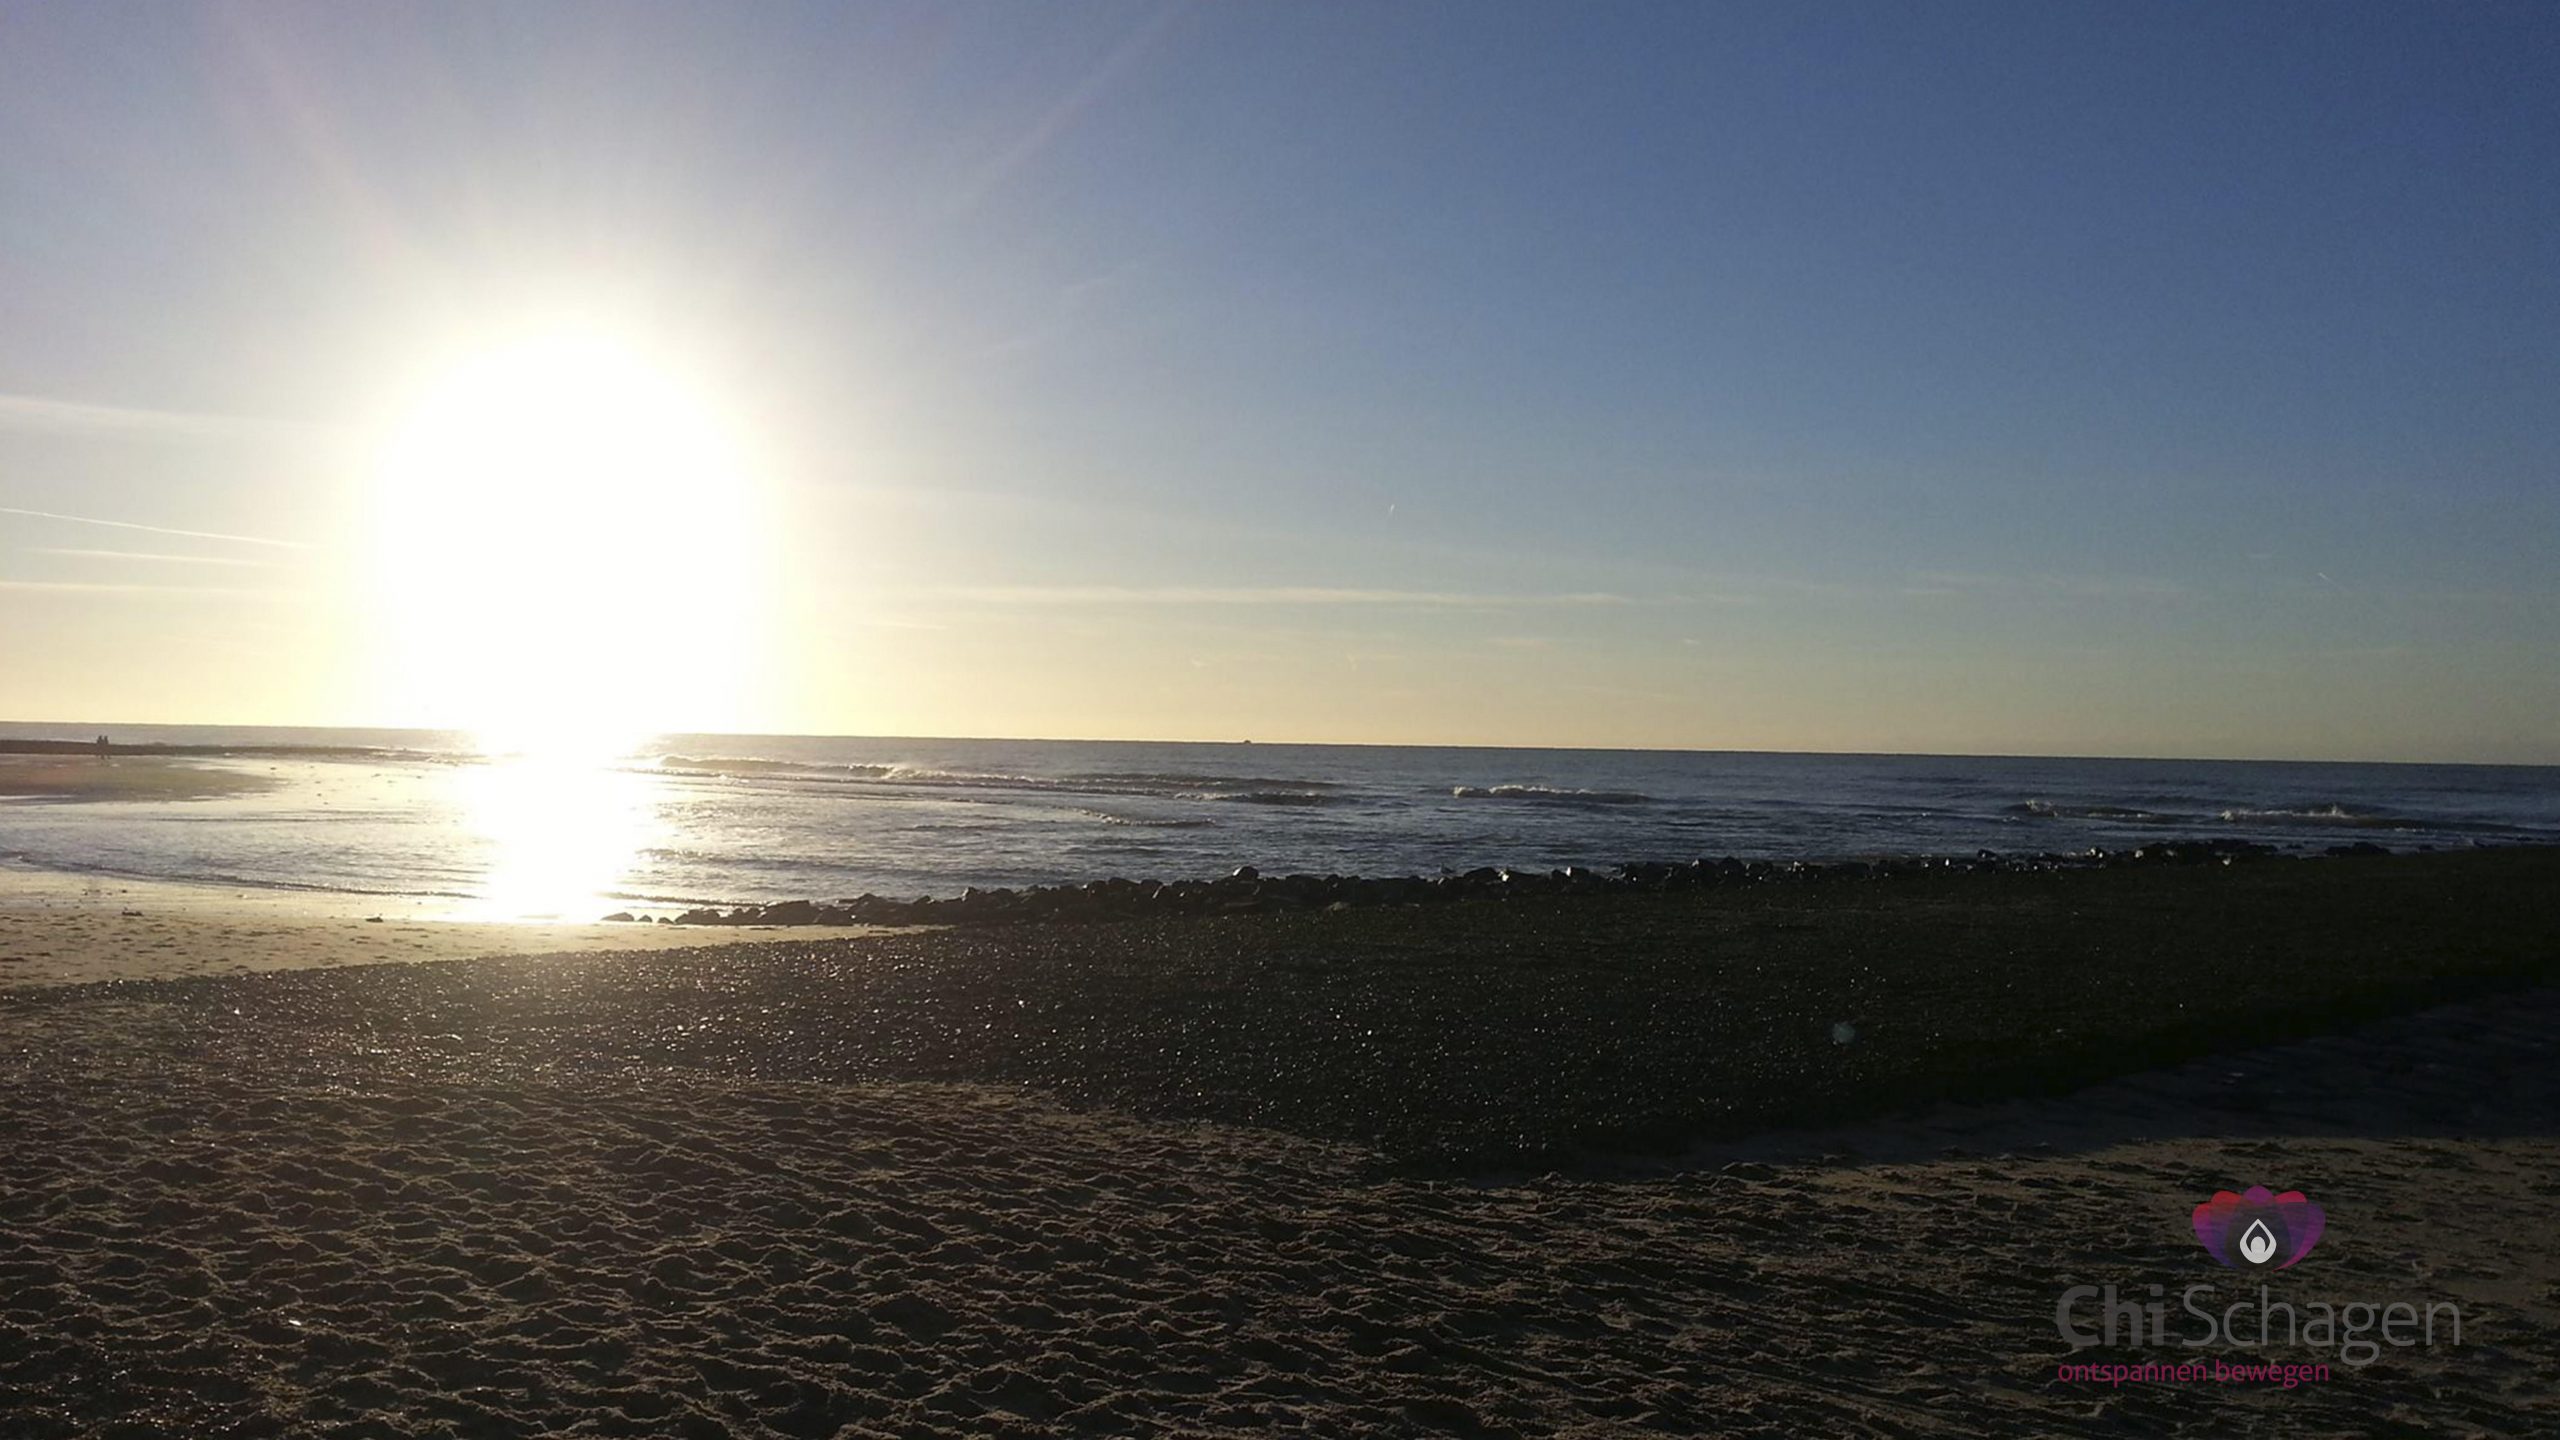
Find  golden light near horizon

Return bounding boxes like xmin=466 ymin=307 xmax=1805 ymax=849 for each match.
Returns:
xmin=366 ymin=329 xmax=768 ymax=759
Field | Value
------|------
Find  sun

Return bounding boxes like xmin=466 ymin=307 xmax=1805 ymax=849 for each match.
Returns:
xmin=367 ymin=330 xmax=765 ymax=757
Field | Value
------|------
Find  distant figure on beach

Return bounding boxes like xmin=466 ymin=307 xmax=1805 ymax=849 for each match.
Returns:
xmin=94 ymin=734 xmax=109 ymax=758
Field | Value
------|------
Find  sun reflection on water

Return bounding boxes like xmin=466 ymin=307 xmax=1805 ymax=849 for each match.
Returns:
xmin=451 ymin=750 xmax=662 ymax=921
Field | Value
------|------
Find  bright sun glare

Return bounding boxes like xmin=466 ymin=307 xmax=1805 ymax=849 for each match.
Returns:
xmin=369 ymin=331 xmax=763 ymax=759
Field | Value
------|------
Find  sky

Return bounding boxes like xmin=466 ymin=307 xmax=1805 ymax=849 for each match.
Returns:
xmin=0 ymin=1 xmax=2554 ymax=761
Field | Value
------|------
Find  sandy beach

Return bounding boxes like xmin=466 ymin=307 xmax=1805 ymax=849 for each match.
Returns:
xmin=2 ymin=849 xmax=2556 ymax=1435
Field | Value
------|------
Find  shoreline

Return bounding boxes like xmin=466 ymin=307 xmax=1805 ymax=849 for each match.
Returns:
xmin=6 ymin=836 xmax=2549 ymax=993
xmin=8 ymin=737 xmax=2556 ymax=931
xmin=653 ymin=834 xmax=2503 ymax=930
xmin=10 ymin=802 xmax=2538 ymax=938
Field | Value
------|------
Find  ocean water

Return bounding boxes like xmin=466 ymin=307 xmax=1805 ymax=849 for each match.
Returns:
xmin=4 ymin=723 xmax=2558 ymax=920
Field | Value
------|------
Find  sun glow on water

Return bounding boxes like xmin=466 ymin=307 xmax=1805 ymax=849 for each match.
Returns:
xmin=367 ymin=327 xmax=768 ymax=917
xmin=450 ymin=751 xmax=663 ymax=921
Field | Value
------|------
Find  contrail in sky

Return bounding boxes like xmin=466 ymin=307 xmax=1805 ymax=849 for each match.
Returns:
xmin=29 ymin=547 xmax=275 ymax=568
xmin=950 ymin=0 xmax=1189 ymax=215
xmin=0 ymin=506 xmax=312 ymax=550
xmin=0 ymin=579 xmax=281 ymax=596
xmin=0 ymin=392 xmax=318 ymax=441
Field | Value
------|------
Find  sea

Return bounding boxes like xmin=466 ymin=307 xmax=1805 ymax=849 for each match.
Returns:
xmin=5 ymin=723 xmax=2558 ymax=921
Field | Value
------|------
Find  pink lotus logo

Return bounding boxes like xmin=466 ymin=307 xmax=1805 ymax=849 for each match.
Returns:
xmin=2193 ymin=1187 xmax=2325 ymax=1272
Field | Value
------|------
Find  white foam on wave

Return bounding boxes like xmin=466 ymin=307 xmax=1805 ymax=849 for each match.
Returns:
xmin=1450 ymin=784 xmax=1653 ymax=806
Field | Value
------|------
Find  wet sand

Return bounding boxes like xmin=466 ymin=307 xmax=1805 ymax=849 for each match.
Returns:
xmin=0 ymin=867 xmax=894 ymax=987
xmin=1 ymin=849 xmax=2555 ymax=1435
xmin=0 ymin=753 xmax=284 ymax=802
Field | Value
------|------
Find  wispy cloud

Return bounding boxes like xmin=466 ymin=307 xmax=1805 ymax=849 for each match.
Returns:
xmin=1903 ymin=570 xmax=2187 ymax=601
xmin=0 ymin=507 xmax=312 ymax=550
xmin=0 ymin=393 xmax=319 ymax=443
xmin=29 ymin=547 xmax=277 ymax=568
xmin=0 ymin=578 xmax=292 ymax=597
xmin=935 ymin=585 xmax=1637 ymax=608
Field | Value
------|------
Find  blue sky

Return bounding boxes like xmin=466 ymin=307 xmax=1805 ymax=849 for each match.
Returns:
xmin=1 ymin=2 xmax=2554 ymax=759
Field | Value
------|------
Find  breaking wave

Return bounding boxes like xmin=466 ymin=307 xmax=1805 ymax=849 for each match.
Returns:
xmin=1073 ymin=809 xmax=1220 ymax=828
xmin=1450 ymin=785 xmax=1654 ymax=806
xmin=653 ymin=755 xmax=1339 ymax=806
xmin=1997 ymin=797 xmax=2530 ymax=837
xmin=2212 ymin=803 xmax=2522 ymax=833
xmin=2003 ymin=799 xmax=2174 ymax=823
xmin=656 ymin=755 xmax=896 ymax=781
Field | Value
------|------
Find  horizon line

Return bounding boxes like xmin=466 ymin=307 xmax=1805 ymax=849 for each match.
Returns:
xmin=1 ymin=717 xmax=2551 ymax=771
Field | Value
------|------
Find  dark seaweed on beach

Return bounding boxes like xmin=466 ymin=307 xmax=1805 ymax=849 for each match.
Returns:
xmin=30 ymin=847 xmax=2560 ymax=1171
